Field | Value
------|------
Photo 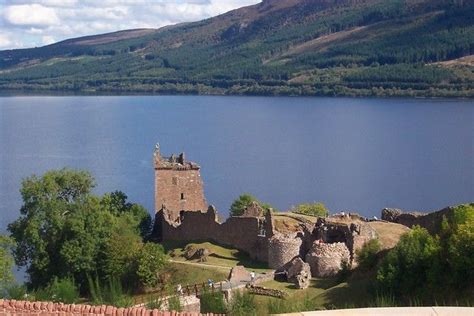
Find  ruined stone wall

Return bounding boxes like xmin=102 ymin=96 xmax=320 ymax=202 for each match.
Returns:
xmin=154 ymin=168 xmax=207 ymax=220
xmin=305 ymin=242 xmax=350 ymax=277
xmin=267 ymin=233 xmax=303 ymax=269
xmin=381 ymin=207 xmax=456 ymax=234
xmin=156 ymin=207 xmax=272 ymax=262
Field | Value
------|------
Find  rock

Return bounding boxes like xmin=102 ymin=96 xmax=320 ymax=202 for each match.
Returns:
xmin=183 ymin=245 xmax=211 ymax=261
xmin=242 ymin=201 xmax=265 ymax=217
xmin=381 ymin=208 xmax=402 ymax=222
xmin=305 ymin=241 xmax=350 ymax=277
xmin=228 ymin=265 xmax=250 ymax=282
xmin=286 ymin=257 xmax=311 ymax=289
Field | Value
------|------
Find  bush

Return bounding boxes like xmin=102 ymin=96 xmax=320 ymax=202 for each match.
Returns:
xmin=356 ymin=239 xmax=381 ymax=271
xmin=168 ymin=295 xmax=182 ymax=312
xmin=87 ymin=275 xmax=133 ymax=307
xmin=227 ymin=291 xmax=256 ymax=316
xmin=376 ymin=226 xmax=440 ymax=299
xmin=291 ymin=202 xmax=329 ymax=217
xmin=200 ymin=288 xmax=226 ymax=314
xmin=32 ymin=278 xmax=79 ymax=304
xmin=5 ymin=284 xmax=27 ymax=300
xmin=267 ymin=295 xmax=320 ymax=314
xmin=337 ymin=259 xmax=352 ymax=283
xmin=136 ymin=243 xmax=168 ymax=289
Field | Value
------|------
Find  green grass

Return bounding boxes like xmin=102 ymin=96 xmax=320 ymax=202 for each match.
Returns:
xmin=162 ymin=241 xmax=271 ymax=273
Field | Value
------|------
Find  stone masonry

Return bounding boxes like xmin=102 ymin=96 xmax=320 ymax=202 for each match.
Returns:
xmin=305 ymin=241 xmax=350 ymax=277
xmin=154 ymin=144 xmax=207 ymax=222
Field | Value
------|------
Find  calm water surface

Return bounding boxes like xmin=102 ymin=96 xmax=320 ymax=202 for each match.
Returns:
xmin=1 ymin=96 xmax=473 ymax=234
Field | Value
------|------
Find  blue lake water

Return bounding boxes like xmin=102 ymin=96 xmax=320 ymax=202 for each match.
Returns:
xmin=1 ymin=96 xmax=473 ymax=235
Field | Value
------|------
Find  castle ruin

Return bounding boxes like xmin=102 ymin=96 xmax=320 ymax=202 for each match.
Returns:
xmin=153 ymin=145 xmax=378 ymax=277
xmin=154 ymin=144 xmax=207 ymax=222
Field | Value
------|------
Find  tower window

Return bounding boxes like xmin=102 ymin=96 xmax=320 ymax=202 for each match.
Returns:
xmin=181 ymin=193 xmax=185 ymax=200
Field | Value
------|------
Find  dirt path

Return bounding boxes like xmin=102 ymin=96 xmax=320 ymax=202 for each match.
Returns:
xmin=169 ymin=259 xmax=232 ymax=270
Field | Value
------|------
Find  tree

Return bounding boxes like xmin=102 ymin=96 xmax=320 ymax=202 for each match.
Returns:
xmin=376 ymin=226 xmax=440 ymax=298
xmin=356 ymin=239 xmax=381 ymax=271
xmin=291 ymin=202 xmax=329 ymax=217
xmin=8 ymin=169 xmax=96 ymax=287
xmin=0 ymin=235 xmax=15 ymax=297
xmin=8 ymin=169 xmax=158 ymax=292
xmin=136 ymin=243 xmax=168 ymax=289
xmin=229 ymin=193 xmax=274 ymax=217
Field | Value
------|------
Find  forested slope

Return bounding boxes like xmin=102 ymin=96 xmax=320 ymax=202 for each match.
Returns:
xmin=0 ymin=0 xmax=473 ymax=97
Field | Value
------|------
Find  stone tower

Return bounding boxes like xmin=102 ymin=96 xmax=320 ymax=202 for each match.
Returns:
xmin=154 ymin=144 xmax=207 ymax=222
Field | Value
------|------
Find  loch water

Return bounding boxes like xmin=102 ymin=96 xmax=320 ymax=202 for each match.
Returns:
xmin=1 ymin=96 xmax=473 ymax=234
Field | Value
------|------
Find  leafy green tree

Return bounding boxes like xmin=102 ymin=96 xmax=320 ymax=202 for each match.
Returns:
xmin=8 ymin=169 xmax=96 ymax=287
xmin=229 ymin=194 xmax=274 ymax=216
xmin=291 ymin=202 xmax=329 ymax=217
xmin=0 ymin=235 xmax=15 ymax=297
xmin=101 ymin=216 xmax=142 ymax=286
xmin=8 ymin=168 xmax=159 ymax=293
xmin=356 ymin=239 xmax=381 ymax=271
xmin=376 ymin=226 xmax=440 ymax=298
xmin=136 ymin=243 xmax=168 ymax=289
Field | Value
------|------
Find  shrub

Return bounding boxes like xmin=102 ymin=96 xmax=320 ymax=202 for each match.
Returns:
xmin=267 ymin=295 xmax=320 ymax=314
xmin=136 ymin=243 xmax=168 ymax=289
xmin=356 ymin=239 xmax=381 ymax=271
xmin=227 ymin=291 xmax=256 ymax=316
xmin=168 ymin=295 xmax=182 ymax=312
xmin=291 ymin=203 xmax=329 ymax=217
xmin=376 ymin=226 xmax=440 ymax=298
xmin=200 ymin=288 xmax=226 ymax=314
xmin=5 ymin=284 xmax=27 ymax=300
xmin=337 ymin=259 xmax=352 ymax=283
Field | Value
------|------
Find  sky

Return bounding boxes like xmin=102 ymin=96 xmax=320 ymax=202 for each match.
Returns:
xmin=0 ymin=0 xmax=260 ymax=50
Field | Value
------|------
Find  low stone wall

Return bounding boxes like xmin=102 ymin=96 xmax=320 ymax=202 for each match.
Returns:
xmin=246 ymin=285 xmax=287 ymax=299
xmin=0 ymin=299 xmax=222 ymax=316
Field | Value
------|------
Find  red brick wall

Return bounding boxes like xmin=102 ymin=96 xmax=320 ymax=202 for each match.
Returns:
xmin=0 ymin=299 xmax=223 ymax=316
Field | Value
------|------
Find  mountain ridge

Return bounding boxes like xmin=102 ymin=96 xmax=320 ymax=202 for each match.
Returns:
xmin=0 ymin=0 xmax=473 ymax=97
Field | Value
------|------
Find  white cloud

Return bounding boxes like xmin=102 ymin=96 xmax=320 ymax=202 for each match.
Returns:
xmin=0 ymin=33 xmax=13 ymax=49
xmin=0 ymin=0 xmax=261 ymax=49
xmin=41 ymin=35 xmax=55 ymax=45
xmin=3 ymin=4 xmax=60 ymax=26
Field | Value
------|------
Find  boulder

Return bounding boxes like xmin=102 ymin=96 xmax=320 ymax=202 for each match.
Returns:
xmin=228 ymin=265 xmax=250 ymax=283
xmin=183 ymin=245 xmax=211 ymax=262
xmin=286 ymin=257 xmax=311 ymax=289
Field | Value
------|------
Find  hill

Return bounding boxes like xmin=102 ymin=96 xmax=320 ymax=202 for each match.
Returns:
xmin=0 ymin=0 xmax=473 ymax=97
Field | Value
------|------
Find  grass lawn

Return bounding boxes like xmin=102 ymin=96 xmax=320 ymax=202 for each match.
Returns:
xmin=252 ymin=276 xmax=374 ymax=314
xmin=162 ymin=241 xmax=271 ymax=273
xmin=368 ymin=221 xmax=410 ymax=249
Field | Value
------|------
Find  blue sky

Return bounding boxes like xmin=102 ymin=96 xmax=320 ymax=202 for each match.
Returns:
xmin=0 ymin=0 xmax=260 ymax=50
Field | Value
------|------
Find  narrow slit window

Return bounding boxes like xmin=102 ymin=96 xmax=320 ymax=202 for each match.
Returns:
xmin=181 ymin=193 xmax=185 ymax=200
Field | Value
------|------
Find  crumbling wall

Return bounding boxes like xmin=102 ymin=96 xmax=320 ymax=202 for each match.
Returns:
xmin=267 ymin=233 xmax=303 ymax=269
xmin=305 ymin=242 xmax=350 ymax=277
xmin=381 ymin=207 xmax=456 ymax=234
xmin=155 ymin=206 xmax=273 ymax=262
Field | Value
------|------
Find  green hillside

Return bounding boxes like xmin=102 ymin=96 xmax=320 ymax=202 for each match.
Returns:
xmin=0 ymin=0 xmax=473 ymax=97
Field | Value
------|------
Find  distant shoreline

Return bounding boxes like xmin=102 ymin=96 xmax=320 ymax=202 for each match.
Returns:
xmin=1 ymin=89 xmax=473 ymax=99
